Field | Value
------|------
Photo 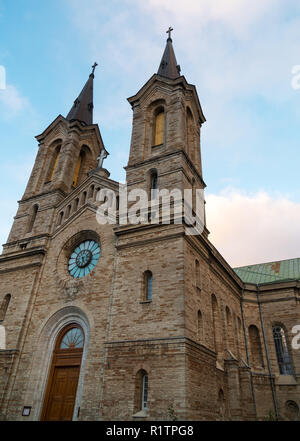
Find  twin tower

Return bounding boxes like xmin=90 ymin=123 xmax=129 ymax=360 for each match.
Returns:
xmin=3 ymin=32 xmax=207 ymax=253
xmin=0 ymin=32 xmax=219 ymax=422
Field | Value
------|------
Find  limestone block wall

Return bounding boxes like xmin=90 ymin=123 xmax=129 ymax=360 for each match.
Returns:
xmin=102 ymin=339 xmax=187 ymax=421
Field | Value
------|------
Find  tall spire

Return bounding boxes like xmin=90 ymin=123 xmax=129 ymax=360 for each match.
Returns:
xmin=66 ymin=62 xmax=98 ymax=126
xmin=157 ymin=27 xmax=181 ymax=80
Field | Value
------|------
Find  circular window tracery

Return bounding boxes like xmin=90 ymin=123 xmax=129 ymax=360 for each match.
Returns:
xmin=68 ymin=240 xmax=100 ymax=278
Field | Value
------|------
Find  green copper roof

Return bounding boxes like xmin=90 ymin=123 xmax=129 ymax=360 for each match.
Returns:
xmin=234 ymin=258 xmax=300 ymax=285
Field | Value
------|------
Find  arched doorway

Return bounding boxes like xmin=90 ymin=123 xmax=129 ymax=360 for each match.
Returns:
xmin=41 ymin=324 xmax=84 ymax=421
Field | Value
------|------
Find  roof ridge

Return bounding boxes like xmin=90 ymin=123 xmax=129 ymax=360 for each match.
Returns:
xmin=234 ymin=256 xmax=300 ymax=270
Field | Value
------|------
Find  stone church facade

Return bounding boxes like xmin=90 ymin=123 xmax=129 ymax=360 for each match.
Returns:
xmin=0 ymin=34 xmax=299 ymax=421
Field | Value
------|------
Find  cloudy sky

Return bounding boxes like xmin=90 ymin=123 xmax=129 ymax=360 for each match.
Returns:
xmin=0 ymin=0 xmax=300 ymax=267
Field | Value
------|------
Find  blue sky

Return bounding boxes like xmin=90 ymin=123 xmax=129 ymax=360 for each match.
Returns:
xmin=1 ymin=0 xmax=300 ymax=266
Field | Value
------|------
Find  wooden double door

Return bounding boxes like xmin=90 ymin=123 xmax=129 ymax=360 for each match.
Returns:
xmin=41 ymin=324 xmax=84 ymax=421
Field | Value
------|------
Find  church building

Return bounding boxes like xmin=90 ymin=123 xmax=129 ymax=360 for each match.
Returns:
xmin=0 ymin=32 xmax=299 ymax=421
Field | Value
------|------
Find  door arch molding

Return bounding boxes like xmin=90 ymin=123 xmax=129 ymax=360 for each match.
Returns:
xmin=23 ymin=306 xmax=90 ymax=421
xmin=41 ymin=323 xmax=85 ymax=420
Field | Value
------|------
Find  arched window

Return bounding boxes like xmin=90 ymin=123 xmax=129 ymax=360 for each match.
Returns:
xmin=66 ymin=204 xmax=71 ymax=218
xmin=150 ymin=170 xmax=158 ymax=199
xmin=0 ymin=294 xmax=11 ymax=321
xmin=226 ymin=306 xmax=232 ymax=352
xmin=72 ymin=151 xmax=84 ymax=187
xmin=142 ymin=373 xmax=148 ymax=411
xmin=153 ymin=108 xmax=165 ymax=146
xmin=134 ymin=369 xmax=149 ymax=413
xmin=81 ymin=191 xmax=87 ymax=205
xmin=186 ymin=108 xmax=194 ymax=161
xmin=248 ymin=325 xmax=264 ymax=368
xmin=95 ymin=187 xmax=101 ymax=202
xmin=27 ymin=204 xmax=38 ymax=233
xmin=48 ymin=145 xmax=61 ymax=182
xmin=89 ymin=185 xmax=95 ymax=199
xmin=197 ymin=310 xmax=203 ymax=342
xmin=285 ymin=400 xmax=299 ymax=421
xmin=211 ymin=295 xmax=218 ymax=352
xmin=144 ymin=271 xmax=153 ymax=301
xmin=74 ymin=198 xmax=79 ymax=212
xmin=59 ymin=326 xmax=84 ymax=349
xmin=272 ymin=325 xmax=293 ymax=375
xmin=57 ymin=211 xmax=64 ymax=226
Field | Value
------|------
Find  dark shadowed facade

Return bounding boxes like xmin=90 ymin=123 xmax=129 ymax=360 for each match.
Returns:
xmin=0 ymin=35 xmax=299 ymax=421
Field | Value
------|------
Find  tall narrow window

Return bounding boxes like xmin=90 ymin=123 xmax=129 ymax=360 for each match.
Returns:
xmin=49 ymin=146 xmax=61 ymax=182
xmin=150 ymin=170 xmax=158 ymax=199
xmin=273 ymin=325 xmax=293 ymax=375
xmin=249 ymin=325 xmax=264 ymax=368
xmin=72 ymin=152 xmax=83 ymax=187
xmin=89 ymin=185 xmax=95 ymax=199
xmin=27 ymin=204 xmax=38 ymax=233
xmin=226 ymin=306 xmax=233 ymax=353
xmin=134 ymin=369 xmax=149 ymax=413
xmin=197 ymin=310 xmax=203 ymax=342
xmin=82 ymin=191 xmax=87 ymax=205
xmin=0 ymin=294 xmax=11 ymax=321
xmin=57 ymin=211 xmax=64 ymax=226
xmin=211 ymin=295 xmax=218 ymax=353
xmin=186 ymin=108 xmax=194 ymax=161
xmin=153 ymin=109 xmax=164 ymax=146
xmin=144 ymin=271 xmax=153 ymax=301
xmin=195 ymin=259 xmax=200 ymax=289
xmin=142 ymin=374 xmax=148 ymax=411
xmin=95 ymin=187 xmax=101 ymax=202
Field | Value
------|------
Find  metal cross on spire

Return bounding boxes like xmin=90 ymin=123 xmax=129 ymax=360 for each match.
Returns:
xmin=91 ymin=62 xmax=98 ymax=75
xmin=166 ymin=26 xmax=173 ymax=40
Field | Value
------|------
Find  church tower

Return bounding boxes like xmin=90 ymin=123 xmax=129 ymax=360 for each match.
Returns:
xmin=3 ymin=64 xmax=106 ymax=255
xmin=126 ymin=28 xmax=206 ymax=228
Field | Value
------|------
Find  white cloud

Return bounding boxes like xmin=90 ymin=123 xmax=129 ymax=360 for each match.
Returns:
xmin=206 ymin=189 xmax=300 ymax=267
xmin=0 ymin=84 xmax=29 ymax=117
xmin=143 ymin=0 xmax=281 ymax=36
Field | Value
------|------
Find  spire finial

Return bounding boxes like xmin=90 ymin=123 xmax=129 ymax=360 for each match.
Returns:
xmin=166 ymin=26 xmax=173 ymax=40
xmin=91 ymin=62 xmax=98 ymax=76
xmin=157 ymin=27 xmax=180 ymax=79
xmin=66 ymin=65 xmax=96 ymax=126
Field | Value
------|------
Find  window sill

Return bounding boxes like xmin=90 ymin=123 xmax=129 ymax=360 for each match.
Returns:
xmin=132 ymin=410 xmax=147 ymax=419
xmin=152 ymin=144 xmax=164 ymax=148
xmin=276 ymin=375 xmax=297 ymax=385
xmin=140 ymin=300 xmax=152 ymax=304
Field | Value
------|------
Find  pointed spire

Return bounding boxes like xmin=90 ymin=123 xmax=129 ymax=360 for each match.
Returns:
xmin=157 ymin=27 xmax=181 ymax=80
xmin=66 ymin=63 xmax=98 ymax=126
